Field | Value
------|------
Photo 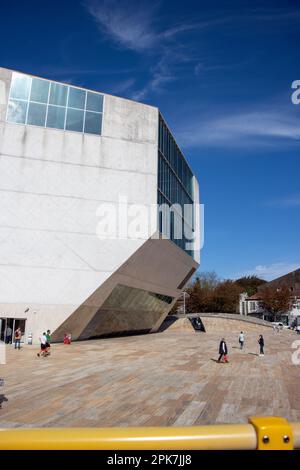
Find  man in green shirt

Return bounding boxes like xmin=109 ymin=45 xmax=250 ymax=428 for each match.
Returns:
xmin=46 ymin=330 xmax=51 ymax=347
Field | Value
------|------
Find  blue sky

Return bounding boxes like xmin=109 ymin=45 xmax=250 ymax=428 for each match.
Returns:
xmin=1 ymin=0 xmax=300 ymax=280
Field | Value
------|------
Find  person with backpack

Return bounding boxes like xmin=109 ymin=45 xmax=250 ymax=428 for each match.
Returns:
xmin=218 ymin=338 xmax=229 ymax=363
xmin=258 ymin=335 xmax=265 ymax=356
xmin=239 ymin=331 xmax=245 ymax=350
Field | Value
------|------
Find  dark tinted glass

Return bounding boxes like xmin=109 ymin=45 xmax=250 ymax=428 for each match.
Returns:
xmin=84 ymin=111 xmax=102 ymax=134
xmin=68 ymin=87 xmax=86 ymax=109
xmin=65 ymin=108 xmax=84 ymax=132
xmin=86 ymin=91 xmax=103 ymax=112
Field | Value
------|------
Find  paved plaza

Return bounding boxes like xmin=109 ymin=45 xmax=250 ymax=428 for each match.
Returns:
xmin=1 ymin=321 xmax=300 ymax=428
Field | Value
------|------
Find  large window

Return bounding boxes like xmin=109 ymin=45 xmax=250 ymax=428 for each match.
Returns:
xmin=158 ymin=115 xmax=195 ymax=257
xmin=6 ymin=72 xmax=104 ymax=136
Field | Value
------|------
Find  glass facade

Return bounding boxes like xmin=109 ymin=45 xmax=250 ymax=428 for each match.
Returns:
xmin=158 ymin=114 xmax=194 ymax=257
xmin=101 ymin=284 xmax=173 ymax=313
xmin=6 ymin=72 xmax=103 ymax=135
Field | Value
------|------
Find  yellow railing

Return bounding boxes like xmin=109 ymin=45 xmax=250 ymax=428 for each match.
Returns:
xmin=0 ymin=418 xmax=299 ymax=450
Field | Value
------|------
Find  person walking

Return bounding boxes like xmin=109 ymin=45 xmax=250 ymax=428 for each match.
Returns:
xmin=37 ymin=332 xmax=49 ymax=357
xmin=218 ymin=338 xmax=229 ymax=363
xmin=5 ymin=326 xmax=12 ymax=344
xmin=14 ymin=328 xmax=21 ymax=350
xmin=258 ymin=335 xmax=265 ymax=356
xmin=239 ymin=331 xmax=245 ymax=350
xmin=46 ymin=330 xmax=51 ymax=349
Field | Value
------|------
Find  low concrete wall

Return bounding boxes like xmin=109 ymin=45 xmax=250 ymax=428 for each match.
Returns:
xmin=197 ymin=313 xmax=274 ymax=328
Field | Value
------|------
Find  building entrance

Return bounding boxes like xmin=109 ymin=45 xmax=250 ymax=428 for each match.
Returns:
xmin=0 ymin=318 xmax=26 ymax=343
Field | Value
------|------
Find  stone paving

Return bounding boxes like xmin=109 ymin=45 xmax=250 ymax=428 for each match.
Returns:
xmin=0 ymin=324 xmax=300 ymax=428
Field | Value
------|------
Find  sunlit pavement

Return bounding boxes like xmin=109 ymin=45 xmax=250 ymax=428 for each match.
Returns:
xmin=0 ymin=325 xmax=300 ymax=427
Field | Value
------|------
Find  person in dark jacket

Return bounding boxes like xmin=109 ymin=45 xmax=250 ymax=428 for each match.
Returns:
xmin=258 ymin=335 xmax=264 ymax=356
xmin=218 ymin=338 xmax=229 ymax=363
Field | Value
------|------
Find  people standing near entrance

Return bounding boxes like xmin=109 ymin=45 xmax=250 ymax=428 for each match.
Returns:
xmin=218 ymin=338 xmax=229 ymax=363
xmin=5 ymin=326 xmax=12 ymax=344
xmin=258 ymin=335 xmax=265 ymax=356
xmin=239 ymin=331 xmax=245 ymax=350
xmin=14 ymin=328 xmax=21 ymax=350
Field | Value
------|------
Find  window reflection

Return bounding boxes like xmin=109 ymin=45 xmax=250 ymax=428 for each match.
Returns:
xmin=49 ymin=83 xmax=68 ymax=107
xmin=65 ymin=108 xmax=84 ymax=132
xmin=10 ymin=73 xmax=31 ymax=100
xmin=7 ymin=72 xmax=103 ymax=135
xmin=102 ymin=284 xmax=173 ymax=313
xmin=46 ymin=105 xmax=66 ymax=129
xmin=27 ymin=102 xmax=47 ymax=126
xmin=7 ymin=100 xmax=27 ymax=124
xmin=30 ymin=78 xmax=49 ymax=104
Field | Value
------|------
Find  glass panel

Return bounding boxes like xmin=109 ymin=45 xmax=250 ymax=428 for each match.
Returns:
xmin=68 ymin=87 xmax=86 ymax=109
xmin=6 ymin=100 xmax=28 ymax=124
xmin=30 ymin=78 xmax=49 ymax=103
xmin=27 ymin=102 xmax=47 ymax=126
xmin=49 ymin=82 xmax=68 ymax=106
xmin=102 ymin=284 xmax=173 ymax=313
xmin=10 ymin=73 xmax=31 ymax=100
xmin=86 ymin=91 xmax=103 ymax=112
xmin=65 ymin=108 xmax=84 ymax=132
xmin=84 ymin=111 xmax=102 ymax=134
xmin=46 ymin=105 xmax=66 ymax=129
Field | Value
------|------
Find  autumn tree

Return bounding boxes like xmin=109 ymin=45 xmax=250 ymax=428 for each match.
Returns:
xmin=211 ymin=280 xmax=244 ymax=313
xmin=259 ymin=286 xmax=291 ymax=320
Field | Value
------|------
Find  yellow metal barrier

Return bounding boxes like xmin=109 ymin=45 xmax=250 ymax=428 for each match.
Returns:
xmin=0 ymin=419 xmax=299 ymax=450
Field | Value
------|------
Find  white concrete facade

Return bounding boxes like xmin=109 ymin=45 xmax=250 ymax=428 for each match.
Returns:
xmin=0 ymin=68 xmax=200 ymax=343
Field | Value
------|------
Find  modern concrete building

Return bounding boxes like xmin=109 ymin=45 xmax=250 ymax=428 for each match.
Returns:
xmin=0 ymin=67 xmax=200 ymax=344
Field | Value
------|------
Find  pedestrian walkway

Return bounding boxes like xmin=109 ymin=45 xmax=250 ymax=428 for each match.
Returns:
xmin=0 ymin=327 xmax=299 ymax=427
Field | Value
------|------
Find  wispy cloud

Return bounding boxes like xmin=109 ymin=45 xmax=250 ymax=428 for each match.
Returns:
xmin=238 ymin=262 xmax=300 ymax=281
xmin=109 ymin=78 xmax=136 ymax=95
xmin=178 ymin=107 xmax=300 ymax=148
xmin=85 ymin=0 xmax=160 ymax=52
xmin=266 ymin=194 xmax=300 ymax=208
xmin=83 ymin=1 xmax=233 ymax=99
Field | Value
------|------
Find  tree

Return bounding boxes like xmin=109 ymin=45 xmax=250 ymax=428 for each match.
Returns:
xmin=259 ymin=286 xmax=291 ymax=320
xmin=211 ymin=280 xmax=244 ymax=313
xmin=235 ymin=275 xmax=267 ymax=297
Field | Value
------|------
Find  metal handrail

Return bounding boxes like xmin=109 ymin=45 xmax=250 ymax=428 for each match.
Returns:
xmin=0 ymin=421 xmax=299 ymax=450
